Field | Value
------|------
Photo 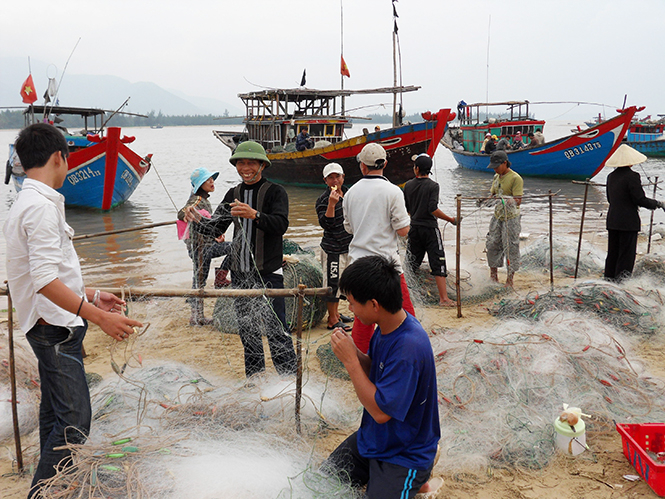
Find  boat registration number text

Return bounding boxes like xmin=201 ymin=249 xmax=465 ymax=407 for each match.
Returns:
xmin=67 ymin=166 xmax=102 ymax=186
xmin=563 ymin=141 xmax=601 ymax=159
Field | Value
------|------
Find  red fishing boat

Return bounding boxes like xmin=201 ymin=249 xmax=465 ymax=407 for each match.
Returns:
xmin=213 ymin=87 xmax=454 ymax=186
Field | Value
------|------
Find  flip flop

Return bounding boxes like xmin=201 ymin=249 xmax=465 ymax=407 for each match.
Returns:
xmin=415 ymin=476 xmax=444 ymax=498
xmin=327 ymin=321 xmax=352 ymax=332
xmin=339 ymin=314 xmax=353 ymax=323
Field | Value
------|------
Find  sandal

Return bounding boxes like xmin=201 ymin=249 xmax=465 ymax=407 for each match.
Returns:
xmin=339 ymin=314 xmax=353 ymax=323
xmin=327 ymin=321 xmax=352 ymax=332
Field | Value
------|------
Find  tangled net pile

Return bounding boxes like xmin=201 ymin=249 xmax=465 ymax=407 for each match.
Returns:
xmin=520 ymin=235 xmax=605 ymax=277
xmin=26 ymin=309 xmax=361 ymax=499
xmin=431 ymin=311 xmax=665 ymax=472
xmin=0 ymin=330 xmax=40 ymax=441
xmin=490 ymin=281 xmax=661 ymax=336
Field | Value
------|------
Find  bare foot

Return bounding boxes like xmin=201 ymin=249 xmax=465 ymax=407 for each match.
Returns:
xmin=417 ymin=476 xmax=444 ymax=497
xmin=439 ymin=299 xmax=455 ymax=307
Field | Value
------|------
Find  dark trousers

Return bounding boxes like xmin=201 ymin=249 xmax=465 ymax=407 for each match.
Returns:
xmin=188 ymin=237 xmax=231 ymax=316
xmin=25 ymin=323 xmax=91 ymax=498
xmin=232 ymin=270 xmax=297 ymax=378
xmin=321 ymin=432 xmax=432 ymax=499
xmin=604 ymin=230 xmax=638 ymax=281
xmin=406 ymin=225 xmax=448 ymax=277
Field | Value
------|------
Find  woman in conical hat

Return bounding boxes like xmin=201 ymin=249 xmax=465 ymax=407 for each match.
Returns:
xmin=604 ymin=144 xmax=664 ymax=281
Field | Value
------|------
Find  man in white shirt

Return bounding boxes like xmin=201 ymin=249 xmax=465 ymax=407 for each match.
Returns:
xmin=3 ymin=123 xmax=142 ymax=498
xmin=342 ymin=142 xmax=416 ymax=353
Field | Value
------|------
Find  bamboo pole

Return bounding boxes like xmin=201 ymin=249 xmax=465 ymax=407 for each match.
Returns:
xmin=72 ymin=220 xmax=176 ymax=241
xmin=456 ymin=194 xmax=463 ymax=318
xmin=574 ymin=179 xmax=590 ymax=279
xmin=294 ymin=284 xmax=306 ymax=435
xmin=549 ymin=190 xmax=554 ymax=290
xmin=5 ymin=283 xmax=24 ymax=471
xmin=648 ymin=177 xmax=659 ymax=254
xmin=71 ymin=286 xmax=332 ymax=299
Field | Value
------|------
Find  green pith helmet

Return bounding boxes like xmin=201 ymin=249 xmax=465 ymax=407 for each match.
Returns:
xmin=229 ymin=141 xmax=271 ymax=167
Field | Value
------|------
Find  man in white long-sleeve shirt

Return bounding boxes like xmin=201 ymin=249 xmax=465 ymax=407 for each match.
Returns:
xmin=3 ymin=123 xmax=142 ymax=498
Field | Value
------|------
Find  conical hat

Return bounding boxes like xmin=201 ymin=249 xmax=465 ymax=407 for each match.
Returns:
xmin=606 ymin=144 xmax=647 ymax=168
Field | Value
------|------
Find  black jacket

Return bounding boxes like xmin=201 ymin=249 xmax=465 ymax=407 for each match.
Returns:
xmin=192 ymin=178 xmax=288 ymax=273
xmin=315 ymin=186 xmax=352 ymax=254
xmin=606 ymin=167 xmax=659 ymax=232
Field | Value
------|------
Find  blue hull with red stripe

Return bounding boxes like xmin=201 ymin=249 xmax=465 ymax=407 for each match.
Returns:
xmin=444 ymin=107 xmax=638 ymax=180
xmin=9 ymin=126 xmax=151 ymax=210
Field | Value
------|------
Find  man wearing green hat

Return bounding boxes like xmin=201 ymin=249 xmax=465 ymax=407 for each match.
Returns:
xmin=185 ymin=141 xmax=297 ymax=378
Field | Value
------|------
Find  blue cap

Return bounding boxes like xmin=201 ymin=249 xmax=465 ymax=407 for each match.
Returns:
xmin=190 ymin=167 xmax=219 ymax=193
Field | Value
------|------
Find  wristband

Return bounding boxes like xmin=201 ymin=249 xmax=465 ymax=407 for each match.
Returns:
xmin=76 ymin=295 xmax=85 ymax=316
xmin=93 ymin=289 xmax=101 ymax=307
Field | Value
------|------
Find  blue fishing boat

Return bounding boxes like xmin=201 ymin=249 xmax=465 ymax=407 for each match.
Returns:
xmin=6 ymin=105 xmax=152 ymax=210
xmin=625 ymin=116 xmax=665 ymax=158
xmin=442 ymin=101 xmax=638 ymax=180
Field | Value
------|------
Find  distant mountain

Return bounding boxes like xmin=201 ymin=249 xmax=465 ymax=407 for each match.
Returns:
xmin=0 ymin=57 xmax=240 ymax=116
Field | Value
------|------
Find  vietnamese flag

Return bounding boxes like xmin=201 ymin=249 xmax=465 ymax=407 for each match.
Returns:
xmin=20 ymin=74 xmax=38 ymax=104
xmin=341 ymin=56 xmax=350 ymax=78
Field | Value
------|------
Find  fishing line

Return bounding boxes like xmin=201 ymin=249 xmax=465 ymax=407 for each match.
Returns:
xmin=150 ymin=159 xmax=179 ymax=213
xmin=45 ymin=37 xmax=81 ymax=119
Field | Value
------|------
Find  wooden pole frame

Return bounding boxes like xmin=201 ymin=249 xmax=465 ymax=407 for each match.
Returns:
xmin=1 ymin=284 xmax=330 ymax=448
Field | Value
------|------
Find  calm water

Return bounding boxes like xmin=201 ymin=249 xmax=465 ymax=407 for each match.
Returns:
xmin=1 ymin=122 xmax=664 ymax=291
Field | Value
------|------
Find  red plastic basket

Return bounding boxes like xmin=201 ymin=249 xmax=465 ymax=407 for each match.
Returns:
xmin=617 ymin=423 xmax=665 ymax=497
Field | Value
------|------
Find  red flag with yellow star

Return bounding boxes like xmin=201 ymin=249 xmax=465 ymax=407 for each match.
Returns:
xmin=20 ymin=74 xmax=38 ymax=104
xmin=341 ymin=56 xmax=350 ymax=78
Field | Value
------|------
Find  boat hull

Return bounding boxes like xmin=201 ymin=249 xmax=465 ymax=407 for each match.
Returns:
xmin=261 ymin=110 xmax=452 ymax=186
xmin=445 ymin=107 xmax=637 ymax=180
xmin=10 ymin=127 xmax=151 ymax=210
xmin=626 ymin=139 xmax=665 ymax=158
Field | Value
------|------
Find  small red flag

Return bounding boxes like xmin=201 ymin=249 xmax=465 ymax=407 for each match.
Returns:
xmin=341 ymin=56 xmax=350 ymax=78
xmin=20 ymin=74 xmax=38 ymax=104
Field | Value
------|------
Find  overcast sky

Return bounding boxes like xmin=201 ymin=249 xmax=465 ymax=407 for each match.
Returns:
xmin=2 ymin=0 xmax=663 ymax=120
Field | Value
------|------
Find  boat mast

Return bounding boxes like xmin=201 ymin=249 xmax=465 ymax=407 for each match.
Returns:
xmin=392 ymin=0 xmax=399 ymax=128
xmin=485 ymin=15 xmax=491 ymax=121
xmin=340 ymin=0 xmax=345 ymax=116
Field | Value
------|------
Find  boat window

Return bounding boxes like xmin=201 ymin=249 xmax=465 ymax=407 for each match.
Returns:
xmin=310 ymin=124 xmax=324 ymax=136
xmin=325 ymin=125 xmax=334 ymax=136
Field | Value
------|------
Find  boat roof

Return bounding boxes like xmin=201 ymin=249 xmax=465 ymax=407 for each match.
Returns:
xmin=25 ymin=105 xmax=107 ymax=117
xmin=238 ymin=86 xmax=420 ymax=100
xmin=461 ymin=101 xmax=531 ymax=108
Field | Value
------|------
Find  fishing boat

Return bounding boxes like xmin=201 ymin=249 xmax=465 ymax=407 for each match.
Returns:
xmin=442 ymin=101 xmax=639 ymax=180
xmin=624 ymin=116 xmax=665 ymax=158
xmin=213 ymin=87 xmax=454 ymax=186
xmin=5 ymin=105 xmax=152 ymax=210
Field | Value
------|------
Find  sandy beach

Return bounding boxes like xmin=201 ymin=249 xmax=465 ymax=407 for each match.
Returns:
xmin=3 ymin=232 xmax=665 ymax=498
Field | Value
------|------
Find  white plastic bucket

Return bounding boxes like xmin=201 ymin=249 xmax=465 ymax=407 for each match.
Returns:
xmin=554 ymin=417 xmax=587 ymax=456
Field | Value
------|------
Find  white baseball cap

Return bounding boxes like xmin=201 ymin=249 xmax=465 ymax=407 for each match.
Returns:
xmin=357 ymin=142 xmax=387 ymax=168
xmin=323 ymin=163 xmax=345 ymax=178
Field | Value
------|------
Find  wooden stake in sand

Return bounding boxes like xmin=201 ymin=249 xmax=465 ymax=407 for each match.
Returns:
xmin=549 ymin=190 xmax=554 ymax=290
xmin=5 ymin=284 xmax=24 ymax=471
xmin=295 ymin=284 xmax=306 ymax=435
xmin=648 ymin=176 xmax=659 ymax=254
xmin=456 ymin=194 xmax=463 ymax=318
xmin=574 ymin=179 xmax=590 ymax=279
